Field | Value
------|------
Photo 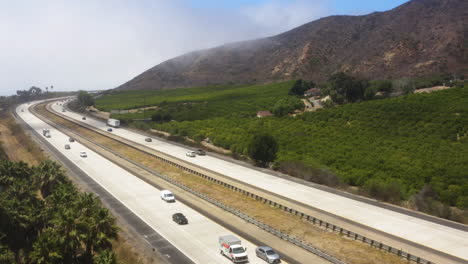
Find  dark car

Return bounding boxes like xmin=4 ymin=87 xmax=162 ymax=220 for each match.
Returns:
xmin=82 ymin=116 xmax=86 ymax=120
xmin=69 ymin=137 xmax=75 ymax=142
xmin=107 ymin=128 xmax=113 ymax=132
xmin=172 ymin=213 xmax=188 ymax=225
xmin=145 ymin=137 xmax=152 ymax=142
xmin=255 ymin=246 xmax=281 ymax=263
xmin=195 ymin=149 xmax=206 ymax=156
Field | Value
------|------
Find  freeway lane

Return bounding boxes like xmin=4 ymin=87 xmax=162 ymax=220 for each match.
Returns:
xmin=51 ymin=101 xmax=468 ymax=263
xmin=18 ymin=101 xmax=282 ymax=264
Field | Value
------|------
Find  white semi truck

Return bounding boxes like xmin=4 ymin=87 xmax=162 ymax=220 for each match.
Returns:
xmin=107 ymin=118 xmax=120 ymax=128
xmin=219 ymin=235 xmax=248 ymax=263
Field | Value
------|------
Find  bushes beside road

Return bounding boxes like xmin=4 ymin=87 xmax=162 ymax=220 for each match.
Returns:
xmin=153 ymin=86 xmax=468 ymax=215
xmin=0 ymin=160 xmax=119 ymax=264
xmin=95 ymin=79 xmax=467 ymax=220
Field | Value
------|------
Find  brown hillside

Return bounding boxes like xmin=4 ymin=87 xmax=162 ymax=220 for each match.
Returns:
xmin=117 ymin=0 xmax=468 ymax=91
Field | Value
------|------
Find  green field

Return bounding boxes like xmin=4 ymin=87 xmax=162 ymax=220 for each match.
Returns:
xmin=96 ymin=84 xmax=468 ymax=213
xmin=96 ymin=82 xmax=294 ymax=121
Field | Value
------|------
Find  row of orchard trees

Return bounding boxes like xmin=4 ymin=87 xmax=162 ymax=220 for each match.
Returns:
xmin=0 ymin=160 xmax=118 ymax=264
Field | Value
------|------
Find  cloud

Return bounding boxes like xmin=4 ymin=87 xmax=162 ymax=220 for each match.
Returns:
xmin=241 ymin=0 xmax=331 ymax=36
xmin=0 ymin=0 xmax=331 ymax=96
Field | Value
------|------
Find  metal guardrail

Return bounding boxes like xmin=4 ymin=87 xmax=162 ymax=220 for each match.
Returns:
xmin=34 ymin=104 xmax=346 ymax=264
xmin=39 ymin=103 xmax=438 ymax=264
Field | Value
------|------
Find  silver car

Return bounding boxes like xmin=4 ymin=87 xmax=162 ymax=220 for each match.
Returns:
xmin=255 ymin=246 xmax=281 ymax=263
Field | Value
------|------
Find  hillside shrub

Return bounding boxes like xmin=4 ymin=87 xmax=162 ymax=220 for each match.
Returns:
xmin=271 ymin=96 xmax=304 ymax=117
xmin=247 ymin=133 xmax=278 ymax=166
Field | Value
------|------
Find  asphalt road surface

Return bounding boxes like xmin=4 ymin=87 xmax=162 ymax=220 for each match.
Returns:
xmin=49 ymin=100 xmax=468 ymax=263
xmin=18 ymin=101 xmax=287 ymax=264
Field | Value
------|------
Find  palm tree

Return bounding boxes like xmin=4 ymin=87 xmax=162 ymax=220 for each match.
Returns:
xmin=93 ymin=250 xmax=117 ymax=264
xmin=0 ymin=181 xmax=45 ymax=261
xmin=29 ymin=229 xmax=63 ymax=264
xmin=33 ymin=160 xmax=66 ymax=198
xmin=0 ymin=160 xmax=32 ymax=188
xmin=51 ymin=206 xmax=82 ymax=263
xmin=76 ymin=193 xmax=118 ymax=261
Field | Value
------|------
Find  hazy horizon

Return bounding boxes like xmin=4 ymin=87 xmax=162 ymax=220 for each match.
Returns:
xmin=0 ymin=0 xmax=408 ymax=96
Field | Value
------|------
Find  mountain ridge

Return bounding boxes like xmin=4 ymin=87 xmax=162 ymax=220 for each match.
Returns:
xmin=116 ymin=0 xmax=467 ymax=91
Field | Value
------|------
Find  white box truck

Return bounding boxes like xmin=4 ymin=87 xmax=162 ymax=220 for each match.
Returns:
xmin=219 ymin=235 xmax=248 ymax=263
xmin=107 ymin=119 xmax=120 ymax=128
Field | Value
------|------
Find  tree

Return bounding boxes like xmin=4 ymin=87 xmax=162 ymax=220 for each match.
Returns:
xmin=288 ymin=79 xmax=314 ymax=96
xmin=93 ymin=250 xmax=117 ymax=264
xmin=30 ymin=229 xmax=63 ymax=264
xmin=327 ymin=72 xmax=367 ymax=103
xmin=33 ymin=160 xmax=66 ymax=198
xmin=29 ymin=86 xmax=43 ymax=95
xmin=77 ymin=193 xmax=118 ymax=261
xmin=151 ymin=112 xmax=172 ymax=123
xmin=151 ymin=112 xmax=162 ymax=122
xmin=247 ymin=133 xmax=278 ymax=166
xmin=77 ymin=90 xmax=95 ymax=107
xmin=271 ymin=96 xmax=303 ymax=117
xmin=393 ymin=78 xmax=415 ymax=94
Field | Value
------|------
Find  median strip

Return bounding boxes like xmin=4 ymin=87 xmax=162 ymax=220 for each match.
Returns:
xmin=35 ymin=101 xmax=431 ymax=264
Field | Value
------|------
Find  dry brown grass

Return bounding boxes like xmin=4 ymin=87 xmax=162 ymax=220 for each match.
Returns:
xmin=112 ymin=236 xmax=147 ymax=264
xmin=37 ymin=104 xmax=408 ymax=264
xmin=0 ymin=113 xmax=46 ymax=165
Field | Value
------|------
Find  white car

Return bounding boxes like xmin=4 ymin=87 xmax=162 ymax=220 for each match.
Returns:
xmin=186 ymin=151 xmax=196 ymax=157
xmin=79 ymin=151 xmax=87 ymax=158
xmin=160 ymin=190 xmax=175 ymax=202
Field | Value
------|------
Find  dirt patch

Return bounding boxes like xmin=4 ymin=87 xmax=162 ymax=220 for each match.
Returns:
xmin=87 ymin=106 xmax=110 ymax=119
xmin=149 ymin=129 xmax=171 ymax=138
xmin=414 ymin=86 xmax=450 ymax=94
xmin=0 ymin=113 xmax=46 ymax=165
xmin=200 ymin=140 xmax=231 ymax=154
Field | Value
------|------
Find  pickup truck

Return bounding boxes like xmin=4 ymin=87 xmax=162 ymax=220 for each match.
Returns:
xmin=219 ymin=235 xmax=248 ymax=263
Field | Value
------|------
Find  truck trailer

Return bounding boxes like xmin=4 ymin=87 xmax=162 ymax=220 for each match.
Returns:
xmin=219 ymin=235 xmax=248 ymax=263
xmin=107 ymin=119 xmax=120 ymax=128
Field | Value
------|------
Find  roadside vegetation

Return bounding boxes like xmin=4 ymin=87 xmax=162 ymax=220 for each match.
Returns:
xmin=0 ymin=160 xmax=119 ymax=264
xmin=95 ymin=78 xmax=467 ymax=221
xmin=0 ymin=99 xmax=149 ymax=264
xmin=68 ymin=90 xmax=95 ymax=112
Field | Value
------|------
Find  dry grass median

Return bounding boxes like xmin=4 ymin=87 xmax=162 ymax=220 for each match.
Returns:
xmin=36 ymin=103 xmax=408 ymax=264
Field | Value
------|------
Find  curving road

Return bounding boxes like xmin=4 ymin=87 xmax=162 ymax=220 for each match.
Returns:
xmin=17 ymin=100 xmax=295 ymax=264
xmin=48 ymin=99 xmax=468 ymax=264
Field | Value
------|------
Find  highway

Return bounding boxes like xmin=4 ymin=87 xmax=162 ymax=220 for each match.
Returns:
xmin=49 ymin=100 xmax=468 ymax=264
xmin=17 ymin=101 xmax=292 ymax=264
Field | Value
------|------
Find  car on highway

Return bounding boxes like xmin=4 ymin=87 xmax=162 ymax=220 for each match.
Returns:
xmin=145 ymin=137 xmax=152 ymax=142
xmin=82 ymin=116 xmax=86 ymax=120
xmin=69 ymin=137 xmax=75 ymax=142
xmin=79 ymin=151 xmax=87 ymax=158
xmin=64 ymin=144 xmax=71 ymax=150
xmin=107 ymin=128 xmax=113 ymax=132
xmin=195 ymin=149 xmax=206 ymax=156
xmin=186 ymin=151 xmax=196 ymax=157
xmin=160 ymin=190 xmax=175 ymax=202
xmin=172 ymin=213 xmax=188 ymax=225
xmin=21 ymin=109 xmax=24 ymax=112
xmin=255 ymin=246 xmax=281 ymax=263
xmin=62 ymin=109 xmax=66 ymax=112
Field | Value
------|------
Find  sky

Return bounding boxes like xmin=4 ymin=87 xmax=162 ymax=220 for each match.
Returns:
xmin=0 ymin=0 xmax=408 ymax=96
